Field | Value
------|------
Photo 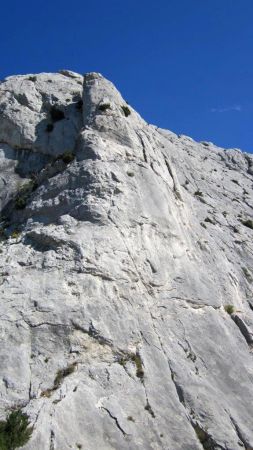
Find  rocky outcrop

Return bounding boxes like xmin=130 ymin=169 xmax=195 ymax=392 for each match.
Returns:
xmin=1 ymin=70 xmax=253 ymax=450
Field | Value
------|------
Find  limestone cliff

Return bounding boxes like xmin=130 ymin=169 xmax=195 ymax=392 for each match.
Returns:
xmin=0 ymin=71 xmax=253 ymax=450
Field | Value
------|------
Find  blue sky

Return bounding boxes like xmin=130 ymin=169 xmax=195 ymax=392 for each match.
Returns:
xmin=1 ymin=0 xmax=253 ymax=152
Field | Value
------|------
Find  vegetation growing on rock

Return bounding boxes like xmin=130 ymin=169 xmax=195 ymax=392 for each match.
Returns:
xmin=0 ymin=410 xmax=32 ymax=450
xmin=121 ymin=105 xmax=131 ymax=117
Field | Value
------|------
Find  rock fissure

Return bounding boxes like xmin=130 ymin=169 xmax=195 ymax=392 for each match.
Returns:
xmin=100 ymin=407 xmax=128 ymax=437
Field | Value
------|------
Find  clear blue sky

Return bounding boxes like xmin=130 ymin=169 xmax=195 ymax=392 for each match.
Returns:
xmin=1 ymin=0 xmax=253 ymax=152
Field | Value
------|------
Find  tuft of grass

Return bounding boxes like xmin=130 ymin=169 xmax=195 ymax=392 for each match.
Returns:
xmin=224 ymin=304 xmax=235 ymax=315
xmin=127 ymin=416 xmax=135 ymax=422
xmin=99 ymin=103 xmax=111 ymax=112
xmin=194 ymin=190 xmax=203 ymax=197
xmin=54 ymin=363 xmax=76 ymax=389
xmin=0 ymin=410 xmax=33 ymax=450
xmin=121 ymin=105 xmax=131 ymax=117
xmin=132 ymin=354 xmax=144 ymax=379
xmin=41 ymin=362 xmax=77 ymax=398
xmin=28 ymin=76 xmax=37 ymax=82
xmin=117 ymin=352 xmax=144 ymax=379
xmin=11 ymin=230 xmax=21 ymax=239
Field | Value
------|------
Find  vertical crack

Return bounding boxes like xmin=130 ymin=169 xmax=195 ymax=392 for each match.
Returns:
xmin=231 ymin=314 xmax=253 ymax=347
xmin=136 ymin=131 xmax=148 ymax=163
xmin=101 ymin=407 xmax=127 ymax=437
xmin=163 ymin=156 xmax=183 ymax=201
xmin=50 ymin=429 xmax=55 ymax=450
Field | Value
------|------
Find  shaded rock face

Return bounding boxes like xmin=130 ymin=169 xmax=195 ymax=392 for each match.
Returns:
xmin=0 ymin=71 xmax=253 ymax=450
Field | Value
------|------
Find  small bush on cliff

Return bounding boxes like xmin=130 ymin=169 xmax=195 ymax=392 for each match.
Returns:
xmin=0 ymin=410 xmax=33 ymax=450
xmin=121 ymin=105 xmax=131 ymax=117
xmin=15 ymin=180 xmax=38 ymax=211
xmin=62 ymin=151 xmax=75 ymax=164
xmin=194 ymin=190 xmax=203 ymax=197
xmin=15 ymin=196 xmax=27 ymax=210
xmin=99 ymin=103 xmax=111 ymax=112
xmin=224 ymin=304 xmax=235 ymax=315
xmin=11 ymin=230 xmax=21 ymax=239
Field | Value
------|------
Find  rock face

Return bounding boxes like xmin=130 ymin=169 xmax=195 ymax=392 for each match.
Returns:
xmin=0 ymin=71 xmax=253 ymax=450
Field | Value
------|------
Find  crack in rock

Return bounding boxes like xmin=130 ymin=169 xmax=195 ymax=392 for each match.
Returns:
xmin=101 ymin=407 xmax=127 ymax=437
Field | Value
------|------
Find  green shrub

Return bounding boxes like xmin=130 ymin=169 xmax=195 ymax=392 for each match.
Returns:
xmin=121 ymin=105 xmax=131 ymax=117
xmin=194 ymin=190 xmax=203 ymax=197
xmin=99 ymin=103 xmax=111 ymax=112
xmin=132 ymin=354 xmax=144 ymax=379
xmin=118 ymin=353 xmax=144 ymax=378
xmin=224 ymin=304 xmax=235 ymax=315
xmin=62 ymin=152 xmax=75 ymax=164
xmin=28 ymin=76 xmax=37 ymax=82
xmin=14 ymin=179 xmax=38 ymax=211
xmin=0 ymin=410 xmax=33 ymax=450
xmin=11 ymin=230 xmax=20 ymax=239
xmin=54 ymin=363 xmax=76 ymax=389
xmin=15 ymin=196 xmax=27 ymax=210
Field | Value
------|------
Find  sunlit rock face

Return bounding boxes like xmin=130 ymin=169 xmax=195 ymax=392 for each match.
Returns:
xmin=1 ymin=70 xmax=253 ymax=450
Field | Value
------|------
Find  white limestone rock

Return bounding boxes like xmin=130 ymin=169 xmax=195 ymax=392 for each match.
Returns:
xmin=0 ymin=72 xmax=83 ymax=155
xmin=0 ymin=71 xmax=253 ymax=450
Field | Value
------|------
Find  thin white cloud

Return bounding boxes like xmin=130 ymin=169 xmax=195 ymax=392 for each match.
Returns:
xmin=211 ymin=105 xmax=242 ymax=113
